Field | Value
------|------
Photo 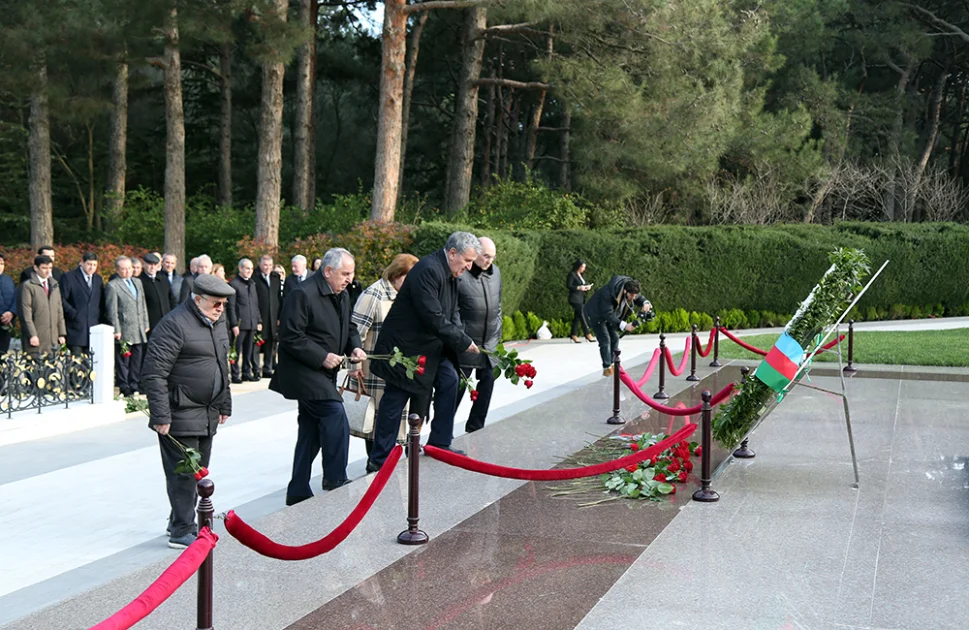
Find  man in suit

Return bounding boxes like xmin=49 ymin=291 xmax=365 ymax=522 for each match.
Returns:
xmin=270 ymin=248 xmax=366 ymax=506
xmin=0 ymin=252 xmax=17 ymax=355
xmin=254 ymin=255 xmax=281 ymax=378
xmin=60 ymin=252 xmax=104 ymax=355
xmin=367 ymin=232 xmax=482 ymax=472
xmin=228 ymin=258 xmax=263 ymax=383
xmin=179 ymin=255 xmax=213 ymax=303
xmin=20 ymin=246 xmax=64 ymax=284
xmin=19 ymin=255 xmax=66 ymax=358
xmin=140 ymin=253 xmax=175 ymax=333
xmin=162 ymin=253 xmax=182 ymax=303
xmin=282 ymin=254 xmax=309 ymax=300
xmin=105 ymin=256 xmax=151 ymax=396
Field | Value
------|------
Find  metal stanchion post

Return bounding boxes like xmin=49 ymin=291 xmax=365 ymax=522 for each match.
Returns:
xmin=710 ymin=317 xmax=722 ymax=367
xmin=653 ymin=333 xmax=669 ymax=399
xmin=843 ymin=320 xmax=857 ymax=374
xmin=196 ymin=479 xmax=215 ymax=630
xmin=607 ymin=348 xmax=625 ymax=425
xmin=692 ymin=390 xmax=719 ymax=503
xmin=398 ymin=414 xmax=429 ymax=545
xmin=732 ymin=366 xmax=756 ymax=459
xmin=686 ymin=324 xmax=700 ymax=382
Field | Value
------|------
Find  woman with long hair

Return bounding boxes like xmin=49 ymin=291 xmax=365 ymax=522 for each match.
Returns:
xmin=566 ymin=259 xmax=594 ymax=343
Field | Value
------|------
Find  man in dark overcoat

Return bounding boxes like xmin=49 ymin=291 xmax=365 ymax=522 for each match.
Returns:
xmin=142 ymin=274 xmax=234 ymax=549
xmin=139 ymin=253 xmax=175 ymax=334
xmin=60 ymin=252 xmax=104 ymax=355
xmin=254 ymin=255 xmax=281 ymax=377
xmin=228 ymin=258 xmax=263 ymax=383
xmin=270 ymin=247 xmax=366 ymax=506
xmin=366 ymin=232 xmax=482 ymax=472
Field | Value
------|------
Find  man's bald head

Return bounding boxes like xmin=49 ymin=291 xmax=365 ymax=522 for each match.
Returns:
xmin=476 ymin=237 xmax=497 ymax=270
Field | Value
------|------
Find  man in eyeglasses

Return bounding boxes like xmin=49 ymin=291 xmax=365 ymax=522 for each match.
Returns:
xmin=141 ymin=273 xmax=236 ymax=550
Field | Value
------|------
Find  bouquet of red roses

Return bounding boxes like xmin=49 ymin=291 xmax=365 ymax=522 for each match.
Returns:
xmin=166 ymin=434 xmax=210 ymax=480
xmin=254 ymin=333 xmax=266 ymax=348
xmin=227 ymin=345 xmax=238 ymax=366
xmin=462 ymin=344 xmax=537 ymax=400
xmin=120 ymin=340 xmax=132 ymax=359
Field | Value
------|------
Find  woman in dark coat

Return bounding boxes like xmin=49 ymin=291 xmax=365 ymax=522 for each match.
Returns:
xmin=566 ymin=259 xmax=594 ymax=343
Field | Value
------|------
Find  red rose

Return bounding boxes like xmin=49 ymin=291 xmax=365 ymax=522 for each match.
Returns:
xmin=684 ymin=460 xmax=694 ymax=472
xmin=676 ymin=448 xmax=690 ymax=460
xmin=694 ymin=446 xmax=703 ymax=457
xmin=417 ymin=355 xmax=427 ymax=367
xmin=470 ymin=390 xmax=479 ymax=401
xmin=653 ymin=473 xmax=666 ymax=482
xmin=677 ymin=471 xmax=687 ymax=482
xmin=524 ymin=379 xmax=534 ymax=389
xmin=526 ymin=365 xmax=537 ymax=378
xmin=194 ymin=471 xmax=203 ymax=480
xmin=515 ymin=364 xmax=527 ymax=377
xmin=668 ymin=459 xmax=681 ymax=473
xmin=668 ymin=483 xmax=677 ymax=495
xmin=229 ymin=359 xmax=236 ymax=365
xmin=625 ymin=464 xmax=638 ymax=472
xmin=415 ymin=366 xmax=425 ymax=376
xmin=199 ymin=467 xmax=208 ymax=478
xmin=123 ymin=351 xmax=132 ymax=358
xmin=678 ymin=440 xmax=689 ymax=450
xmin=629 ymin=442 xmax=640 ymax=452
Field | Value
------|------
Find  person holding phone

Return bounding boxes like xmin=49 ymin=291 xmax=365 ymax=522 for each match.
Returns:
xmin=566 ymin=259 xmax=595 ymax=343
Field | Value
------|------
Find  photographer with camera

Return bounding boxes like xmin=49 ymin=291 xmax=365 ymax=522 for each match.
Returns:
xmin=583 ymin=276 xmax=652 ymax=376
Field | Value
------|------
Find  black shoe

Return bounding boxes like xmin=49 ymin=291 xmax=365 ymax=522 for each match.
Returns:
xmin=365 ymin=460 xmax=381 ymax=474
xmin=247 ymin=374 xmax=261 ymax=382
xmin=262 ymin=371 xmax=274 ymax=379
xmin=285 ymin=495 xmax=311 ymax=506
xmin=322 ymin=479 xmax=351 ymax=491
xmin=426 ymin=444 xmax=466 ymax=456
xmin=231 ymin=377 xmax=243 ymax=384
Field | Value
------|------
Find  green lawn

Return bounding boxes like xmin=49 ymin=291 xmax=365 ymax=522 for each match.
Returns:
xmin=708 ymin=329 xmax=969 ymax=367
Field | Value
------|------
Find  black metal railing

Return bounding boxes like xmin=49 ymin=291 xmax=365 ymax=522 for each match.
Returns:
xmin=0 ymin=349 xmax=95 ymax=417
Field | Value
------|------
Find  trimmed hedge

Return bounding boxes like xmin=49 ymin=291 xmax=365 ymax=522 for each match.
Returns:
xmin=412 ymin=222 xmax=969 ymax=321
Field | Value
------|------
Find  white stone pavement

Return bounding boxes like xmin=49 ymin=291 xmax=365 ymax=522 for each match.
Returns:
xmin=0 ymin=317 xmax=964 ymax=625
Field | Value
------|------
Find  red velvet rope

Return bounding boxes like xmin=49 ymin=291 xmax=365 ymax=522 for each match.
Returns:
xmin=696 ymin=328 xmax=716 ymax=357
xmin=88 ymin=528 xmax=218 ymax=630
xmin=223 ymin=445 xmax=403 ymax=561
xmin=423 ymin=423 xmax=697 ymax=481
xmin=628 ymin=348 xmax=661 ymax=387
xmin=663 ymin=339 xmax=691 ymax=377
xmin=718 ymin=328 xmax=845 ymax=356
xmin=619 ymin=367 xmax=736 ymax=415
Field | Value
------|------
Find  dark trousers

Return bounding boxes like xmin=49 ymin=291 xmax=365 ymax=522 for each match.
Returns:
xmin=0 ymin=329 xmax=10 ymax=355
xmin=68 ymin=344 xmax=88 ymax=356
xmin=591 ymin=321 xmax=620 ymax=368
xmin=286 ymin=399 xmax=350 ymax=501
xmin=158 ymin=433 xmax=213 ymax=538
xmin=570 ymin=303 xmax=590 ymax=337
xmin=368 ymin=358 xmax=460 ymax=467
xmin=115 ymin=342 xmax=144 ymax=395
xmin=231 ymin=330 xmax=256 ymax=379
xmin=457 ymin=366 xmax=497 ymax=433
xmin=258 ymin=330 xmax=276 ymax=375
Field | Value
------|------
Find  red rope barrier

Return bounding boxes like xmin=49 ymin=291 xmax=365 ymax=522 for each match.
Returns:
xmin=628 ymin=348 xmax=661 ymax=388
xmin=619 ymin=367 xmax=736 ymax=415
xmin=663 ymin=340 xmax=691 ymax=377
xmin=696 ymin=328 xmax=716 ymax=357
xmin=718 ymin=328 xmax=845 ymax=356
xmin=88 ymin=528 xmax=218 ymax=630
xmin=424 ymin=423 xmax=697 ymax=481
xmin=224 ymin=445 xmax=403 ymax=561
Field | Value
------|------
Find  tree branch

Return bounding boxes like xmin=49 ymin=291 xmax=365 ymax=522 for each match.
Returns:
xmin=477 ymin=22 xmax=543 ymax=39
xmin=473 ymin=77 xmax=551 ymax=90
xmin=403 ymin=0 xmax=491 ymax=14
xmin=182 ymin=60 xmax=223 ymax=82
xmin=899 ymin=3 xmax=969 ymax=44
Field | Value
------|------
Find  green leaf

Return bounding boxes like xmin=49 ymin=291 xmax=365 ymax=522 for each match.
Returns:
xmin=657 ymin=482 xmax=674 ymax=494
xmin=493 ymin=367 xmax=501 ymax=379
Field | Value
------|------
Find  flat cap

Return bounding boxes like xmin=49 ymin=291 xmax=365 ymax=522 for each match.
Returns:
xmin=194 ymin=273 xmax=235 ymax=298
xmin=142 ymin=252 xmax=160 ymax=264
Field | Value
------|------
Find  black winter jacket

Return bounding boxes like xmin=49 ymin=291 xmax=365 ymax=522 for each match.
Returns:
xmin=457 ymin=263 xmax=502 ymax=369
xmin=584 ymin=275 xmax=635 ymax=329
xmin=142 ymin=299 xmax=232 ymax=436
xmin=371 ymin=249 xmax=473 ymax=395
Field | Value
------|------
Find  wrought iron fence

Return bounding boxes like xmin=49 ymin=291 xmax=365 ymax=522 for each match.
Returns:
xmin=0 ymin=349 xmax=95 ymax=417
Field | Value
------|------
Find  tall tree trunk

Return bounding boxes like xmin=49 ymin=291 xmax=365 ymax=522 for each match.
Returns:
xmin=558 ymin=109 xmax=571 ymax=191
xmin=254 ymin=0 xmax=288 ymax=248
xmin=443 ymin=7 xmax=487 ymax=215
xmin=105 ymin=59 xmax=128 ymax=224
xmin=509 ymin=92 xmax=523 ymax=180
xmin=397 ymin=10 xmax=429 ymax=203
xmin=164 ymin=8 xmax=186 ymax=269
xmin=950 ymin=79 xmax=966 ymax=176
xmin=906 ymin=69 xmax=950 ymax=221
xmin=480 ymin=73 xmax=495 ymax=191
xmin=885 ymin=57 xmax=914 ymax=222
xmin=371 ymin=0 xmax=407 ymax=222
xmin=524 ymin=27 xmax=553 ymax=172
xmin=218 ymin=42 xmax=232 ymax=208
xmin=292 ymin=0 xmax=317 ymax=212
xmin=28 ymin=63 xmax=53 ymax=249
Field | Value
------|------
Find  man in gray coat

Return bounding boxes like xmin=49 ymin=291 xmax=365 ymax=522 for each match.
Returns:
xmin=105 ymin=256 xmax=150 ymax=396
xmin=456 ymin=237 xmax=502 ymax=433
xmin=142 ymin=274 xmax=234 ymax=549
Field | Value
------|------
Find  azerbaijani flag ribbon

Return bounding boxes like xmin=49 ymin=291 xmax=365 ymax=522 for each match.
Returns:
xmin=754 ymin=332 xmax=804 ymax=393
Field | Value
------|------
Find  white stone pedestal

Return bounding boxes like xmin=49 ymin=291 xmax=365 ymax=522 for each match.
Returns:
xmin=90 ymin=324 xmax=115 ymax=404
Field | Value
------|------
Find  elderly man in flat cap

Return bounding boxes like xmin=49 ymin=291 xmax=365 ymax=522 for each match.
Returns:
xmin=142 ymin=273 xmax=235 ymax=549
